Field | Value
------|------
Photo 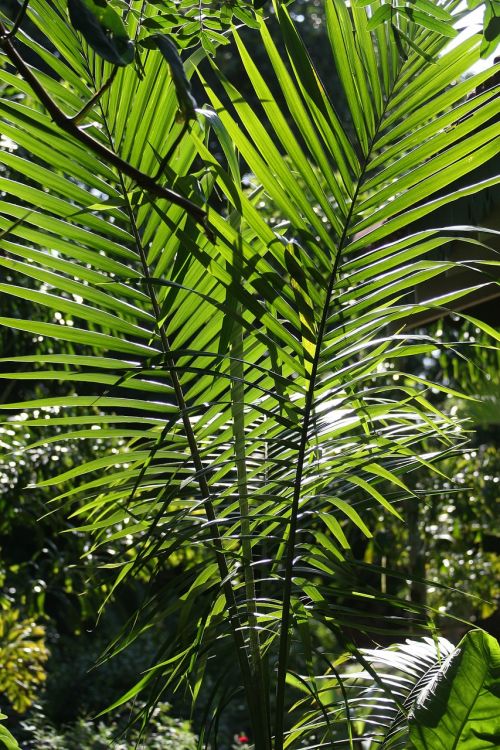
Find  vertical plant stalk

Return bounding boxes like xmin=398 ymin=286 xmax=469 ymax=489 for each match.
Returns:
xmin=118 ymin=188 xmax=258 ymax=717
xmin=230 ymin=234 xmax=272 ymax=749
xmin=272 ymin=82 xmax=399 ymax=750
xmin=408 ymin=499 xmax=427 ymax=612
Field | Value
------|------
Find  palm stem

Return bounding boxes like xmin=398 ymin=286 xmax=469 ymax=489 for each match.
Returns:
xmin=230 ymin=233 xmax=272 ymax=748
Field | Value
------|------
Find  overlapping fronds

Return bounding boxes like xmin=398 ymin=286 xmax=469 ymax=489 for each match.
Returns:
xmin=0 ymin=0 xmax=498 ymax=746
xmin=289 ymin=630 xmax=500 ymax=749
xmin=138 ymin=0 xmax=260 ymax=52
xmin=285 ymin=636 xmax=456 ymax=748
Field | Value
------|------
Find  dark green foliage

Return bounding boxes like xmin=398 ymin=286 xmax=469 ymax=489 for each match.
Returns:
xmin=140 ymin=33 xmax=197 ymax=120
xmin=471 ymin=0 xmax=500 ymax=57
xmin=17 ymin=704 xmax=197 ymax=750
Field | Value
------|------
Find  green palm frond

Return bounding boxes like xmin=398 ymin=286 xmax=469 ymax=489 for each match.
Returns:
xmin=283 ymin=636 xmax=456 ymax=749
xmin=289 ymin=629 xmax=500 ymax=749
xmin=0 ymin=0 xmax=498 ymax=746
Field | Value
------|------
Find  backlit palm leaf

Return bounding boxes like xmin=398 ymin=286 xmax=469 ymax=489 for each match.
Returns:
xmin=0 ymin=0 xmax=498 ymax=747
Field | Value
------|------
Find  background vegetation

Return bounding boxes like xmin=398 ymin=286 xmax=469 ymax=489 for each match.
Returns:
xmin=0 ymin=0 xmax=499 ymax=747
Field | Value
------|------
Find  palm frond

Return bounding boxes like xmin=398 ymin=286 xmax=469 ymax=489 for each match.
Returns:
xmin=0 ymin=0 xmax=498 ymax=746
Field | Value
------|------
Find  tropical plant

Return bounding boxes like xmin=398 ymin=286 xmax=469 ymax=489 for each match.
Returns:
xmin=407 ymin=629 xmax=500 ymax=750
xmin=294 ymin=629 xmax=500 ymax=749
xmin=0 ymin=0 xmax=499 ymax=748
xmin=0 ymin=607 xmax=48 ymax=714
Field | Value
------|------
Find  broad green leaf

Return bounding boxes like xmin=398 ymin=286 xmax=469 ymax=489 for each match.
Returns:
xmin=409 ymin=630 xmax=500 ymax=749
xmin=0 ymin=723 xmax=19 ymax=750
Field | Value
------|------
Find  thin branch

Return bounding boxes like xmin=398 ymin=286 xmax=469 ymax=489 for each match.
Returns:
xmin=153 ymin=121 xmax=189 ymax=180
xmin=0 ymin=22 xmax=207 ymax=227
xmin=70 ymin=66 xmax=119 ymax=123
xmin=0 ymin=0 xmax=30 ymax=40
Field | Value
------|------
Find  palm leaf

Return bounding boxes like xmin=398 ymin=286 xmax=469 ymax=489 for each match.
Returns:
xmin=290 ymin=630 xmax=500 ymax=749
xmin=191 ymin=2 xmax=499 ymax=744
xmin=0 ymin=0 xmax=498 ymax=747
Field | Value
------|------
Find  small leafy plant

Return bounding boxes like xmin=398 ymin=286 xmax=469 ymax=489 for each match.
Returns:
xmin=17 ymin=702 xmax=197 ymax=750
xmin=0 ymin=608 xmax=48 ymax=714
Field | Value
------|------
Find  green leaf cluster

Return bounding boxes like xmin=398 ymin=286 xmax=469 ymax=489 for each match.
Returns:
xmin=0 ymin=717 xmax=19 ymax=750
xmin=67 ymin=0 xmax=134 ymax=65
xmin=0 ymin=0 xmax=499 ymax=747
xmin=409 ymin=630 xmax=500 ymax=749
xmin=0 ymin=609 xmax=49 ymax=714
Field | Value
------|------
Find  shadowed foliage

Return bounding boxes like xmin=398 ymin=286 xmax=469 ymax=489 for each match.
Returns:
xmin=0 ymin=0 xmax=499 ymax=747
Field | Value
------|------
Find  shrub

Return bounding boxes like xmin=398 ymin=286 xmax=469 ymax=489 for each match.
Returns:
xmin=0 ymin=609 xmax=48 ymax=714
xmin=18 ymin=703 xmax=197 ymax=750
